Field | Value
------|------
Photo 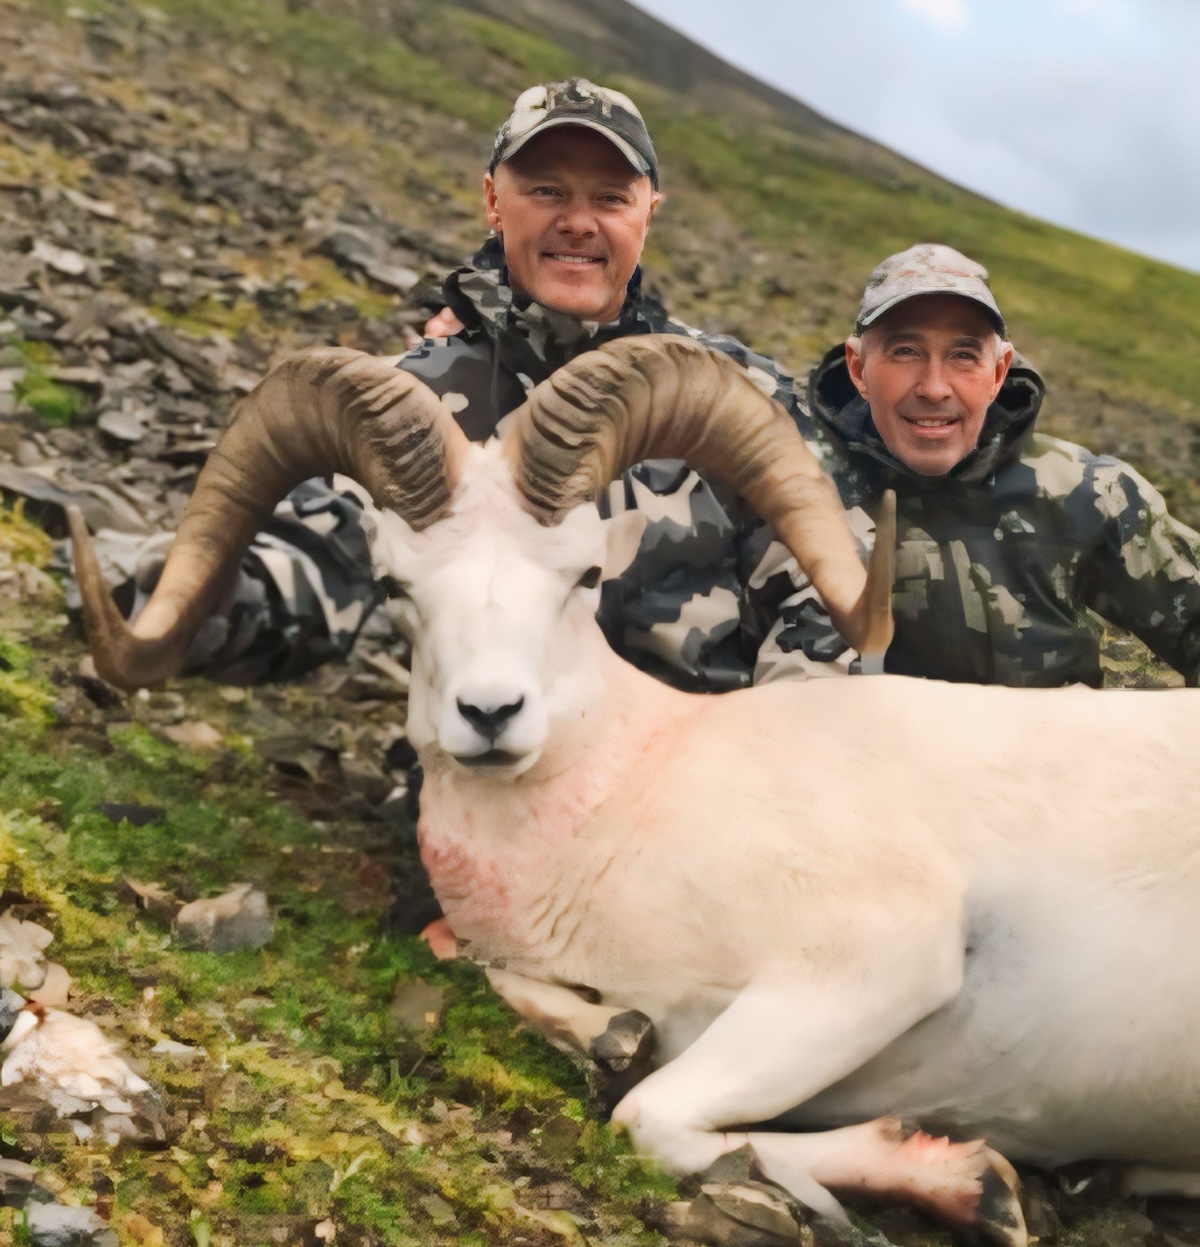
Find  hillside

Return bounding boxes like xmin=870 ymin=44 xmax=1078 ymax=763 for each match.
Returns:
xmin=5 ymin=0 xmax=1200 ymax=517
xmin=0 ymin=0 xmax=1198 ymax=1243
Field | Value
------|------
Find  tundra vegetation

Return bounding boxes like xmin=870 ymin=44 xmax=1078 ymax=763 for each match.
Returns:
xmin=0 ymin=0 xmax=1197 ymax=1243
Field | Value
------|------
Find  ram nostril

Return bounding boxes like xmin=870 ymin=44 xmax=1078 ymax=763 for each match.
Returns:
xmin=457 ymin=696 xmax=525 ymax=740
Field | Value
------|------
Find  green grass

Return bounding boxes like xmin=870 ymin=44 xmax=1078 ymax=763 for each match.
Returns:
xmin=14 ymin=367 xmax=86 ymax=426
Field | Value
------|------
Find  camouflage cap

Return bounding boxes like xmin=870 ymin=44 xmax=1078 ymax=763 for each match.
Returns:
xmin=856 ymin=243 xmax=1006 ymax=336
xmin=489 ymin=78 xmax=660 ymax=189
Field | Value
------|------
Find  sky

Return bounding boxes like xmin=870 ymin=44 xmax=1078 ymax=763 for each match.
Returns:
xmin=631 ymin=0 xmax=1200 ymax=273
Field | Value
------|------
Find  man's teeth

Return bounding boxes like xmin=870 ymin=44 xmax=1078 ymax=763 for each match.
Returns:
xmin=549 ymin=254 xmax=599 ymax=264
xmin=912 ymin=418 xmax=954 ymax=427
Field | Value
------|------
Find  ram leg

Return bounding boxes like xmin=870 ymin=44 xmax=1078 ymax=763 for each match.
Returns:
xmin=751 ymin=1119 xmax=1024 ymax=1246
xmin=611 ymin=969 xmax=1024 ymax=1245
xmin=485 ymin=968 xmax=654 ymax=1073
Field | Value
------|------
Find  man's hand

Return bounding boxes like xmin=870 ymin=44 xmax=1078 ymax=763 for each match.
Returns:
xmin=423 ymin=307 xmax=465 ymax=338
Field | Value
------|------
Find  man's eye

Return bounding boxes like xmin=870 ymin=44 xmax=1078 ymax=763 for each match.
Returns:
xmin=576 ymin=566 xmax=602 ymax=589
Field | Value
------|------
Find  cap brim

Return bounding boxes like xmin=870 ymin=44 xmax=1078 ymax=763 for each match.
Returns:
xmin=858 ymin=288 xmax=1005 ymax=336
xmin=499 ymin=117 xmax=651 ymax=178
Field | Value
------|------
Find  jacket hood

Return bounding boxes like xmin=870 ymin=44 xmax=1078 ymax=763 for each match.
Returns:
xmin=440 ymin=236 xmax=670 ymax=374
xmin=809 ymin=342 xmax=1046 ymax=484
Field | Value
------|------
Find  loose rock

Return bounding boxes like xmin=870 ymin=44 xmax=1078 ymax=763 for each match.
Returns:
xmin=175 ymin=883 xmax=273 ymax=953
xmin=684 ymin=1182 xmax=812 ymax=1247
xmin=25 ymin=1200 xmax=118 ymax=1247
xmin=0 ymin=913 xmax=54 ymax=991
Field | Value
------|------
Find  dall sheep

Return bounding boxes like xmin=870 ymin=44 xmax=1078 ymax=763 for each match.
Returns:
xmin=70 ymin=338 xmax=1200 ymax=1246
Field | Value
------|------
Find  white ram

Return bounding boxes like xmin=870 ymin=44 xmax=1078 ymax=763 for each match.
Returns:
xmin=69 ymin=339 xmax=1200 ymax=1246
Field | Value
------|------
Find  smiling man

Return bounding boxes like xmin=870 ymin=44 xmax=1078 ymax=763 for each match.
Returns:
xmin=484 ymin=111 xmax=661 ymax=324
xmin=846 ymin=291 xmax=1012 ymax=478
xmin=756 ymin=243 xmax=1200 ymax=687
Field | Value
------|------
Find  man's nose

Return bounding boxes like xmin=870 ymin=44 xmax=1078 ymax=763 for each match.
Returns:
xmin=556 ymin=198 xmax=598 ymax=236
xmin=915 ymin=358 xmax=953 ymax=401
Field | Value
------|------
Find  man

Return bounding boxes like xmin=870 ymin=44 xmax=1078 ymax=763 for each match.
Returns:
xmin=131 ymin=78 xmax=808 ymax=695
xmin=757 ymin=243 xmax=1200 ymax=687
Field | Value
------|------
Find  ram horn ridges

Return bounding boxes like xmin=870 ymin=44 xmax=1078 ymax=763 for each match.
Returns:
xmin=70 ymin=347 xmax=471 ymax=692
xmin=502 ymin=335 xmax=894 ymax=657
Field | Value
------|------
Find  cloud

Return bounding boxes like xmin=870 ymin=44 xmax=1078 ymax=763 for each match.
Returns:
xmin=628 ymin=0 xmax=1200 ymax=271
xmin=898 ymin=0 xmax=971 ymax=35
xmin=1057 ymin=0 xmax=1132 ymax=26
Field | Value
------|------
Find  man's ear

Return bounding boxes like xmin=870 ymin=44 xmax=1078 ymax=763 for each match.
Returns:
xmin=846 ymin=336 xmax=870 ymax=401
xmin=647 ymin=190 xmax=664 ymax=224
xmin=602 ymin=511 xmax=648 ymax=581
xmin=484 ymin=172 xmax=503 ymax=234
xmin=992 ymin=339 xmax=1015 ymax=399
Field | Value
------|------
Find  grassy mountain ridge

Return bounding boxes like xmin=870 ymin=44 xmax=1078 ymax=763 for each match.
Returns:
xmin=20 ymin=0 xmax=1199 ymax=513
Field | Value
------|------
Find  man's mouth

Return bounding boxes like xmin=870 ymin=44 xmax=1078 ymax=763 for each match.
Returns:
xmin=544 ymin=252 xmax=604 ymax=266
xmin=901 ymin=410 xmax=963 ymax=433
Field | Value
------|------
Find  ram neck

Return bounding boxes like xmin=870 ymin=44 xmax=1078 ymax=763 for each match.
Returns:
xmin=416 ymin=652 xmax=693 ymax=964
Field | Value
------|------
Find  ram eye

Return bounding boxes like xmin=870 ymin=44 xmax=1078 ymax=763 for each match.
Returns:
xmin=576 ymin=566 xmax=603 ymax=590
xmin=379 ymin=574 xmax=408 ymax=599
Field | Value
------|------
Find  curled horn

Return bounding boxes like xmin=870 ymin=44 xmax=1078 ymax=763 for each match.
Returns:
xmin=71 ymin=347 xmax=471 ymax=691
xmin=502 ymin=335 xmax=894 ymax=658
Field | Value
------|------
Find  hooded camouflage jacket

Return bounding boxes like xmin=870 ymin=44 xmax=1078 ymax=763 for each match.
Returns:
xmin=134 ymin=239 xmax=811 ymax=691
xmin=755 ymin=344 xmax=1200 ymax=687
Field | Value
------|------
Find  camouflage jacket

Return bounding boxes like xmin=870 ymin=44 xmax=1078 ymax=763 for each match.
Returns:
xmin=755 ymin=344 xmax=1200 ymax=687
xmin=133 ymin=238 xmax=814 ymax=691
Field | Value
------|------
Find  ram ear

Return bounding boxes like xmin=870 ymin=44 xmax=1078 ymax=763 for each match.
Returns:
xmin=601 ymin=511 xmax=647 ymax=582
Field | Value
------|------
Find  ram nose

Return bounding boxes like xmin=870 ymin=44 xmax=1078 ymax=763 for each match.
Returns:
xmin=456 ymin=695 xmax=525 ymax=742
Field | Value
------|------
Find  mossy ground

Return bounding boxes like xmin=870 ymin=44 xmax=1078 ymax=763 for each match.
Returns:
xmin=0 ymin=504 xmax=673 ymax=1245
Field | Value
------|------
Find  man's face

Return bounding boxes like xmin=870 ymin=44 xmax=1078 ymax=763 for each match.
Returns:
xmin=484 ymin=127 xmax=662 ymax=324
xmin=846 ymin=294 xmax=1014 ymax=476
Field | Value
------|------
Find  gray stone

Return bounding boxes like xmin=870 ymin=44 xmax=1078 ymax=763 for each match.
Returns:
xmin=684 ymin=1180 xmax=811 ymax=1247
xmin=131 ymin=688 xmax=186 ymax=726
xmin=0 ymin=1156 xmax=37 ymax=1208
xmin=589 ymin=1008 xmax=654 ymax=1074
xmin=339 ymin=754 xmax=393 ymax=804
xmin=127 ymin=150 xmax=175 ymax=181
xmin=26 ymin=1200 xmax=117 ymax=1247
xmin=313 ymin=224 xmax=419 ymax=294
xmin=389 ymin=980 xmax=446 ymax=1033
xmin=61 ymin=187 xmax=117 ymax=220
xmin=0 ymin=464 xmax=115 ymax=535
xmin=0 ymin=988 xmax=24 ymax=1042
xmin=176 ymin=884 xmax=273 ymax=953
xmin=30 ymin=240 xmax=89 ymax=278
xmin=700 ymin=1145 xmax=764 ymax=1186
xmin=44 ymin=365 xmax=105 ymax=393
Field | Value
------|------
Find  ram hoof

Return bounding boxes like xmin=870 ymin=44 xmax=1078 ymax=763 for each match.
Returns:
xmin=589 ymin=1008 xmax=654 ymax=1074
xmin=974 ymin=1150 xmax=1028 ymax=1247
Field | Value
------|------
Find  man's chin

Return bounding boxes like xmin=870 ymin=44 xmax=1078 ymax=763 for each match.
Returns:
xmin=903 ymin=445 xmax=965 ymax=476
xmin=530 ymin=278 xmax=621 ymax=323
